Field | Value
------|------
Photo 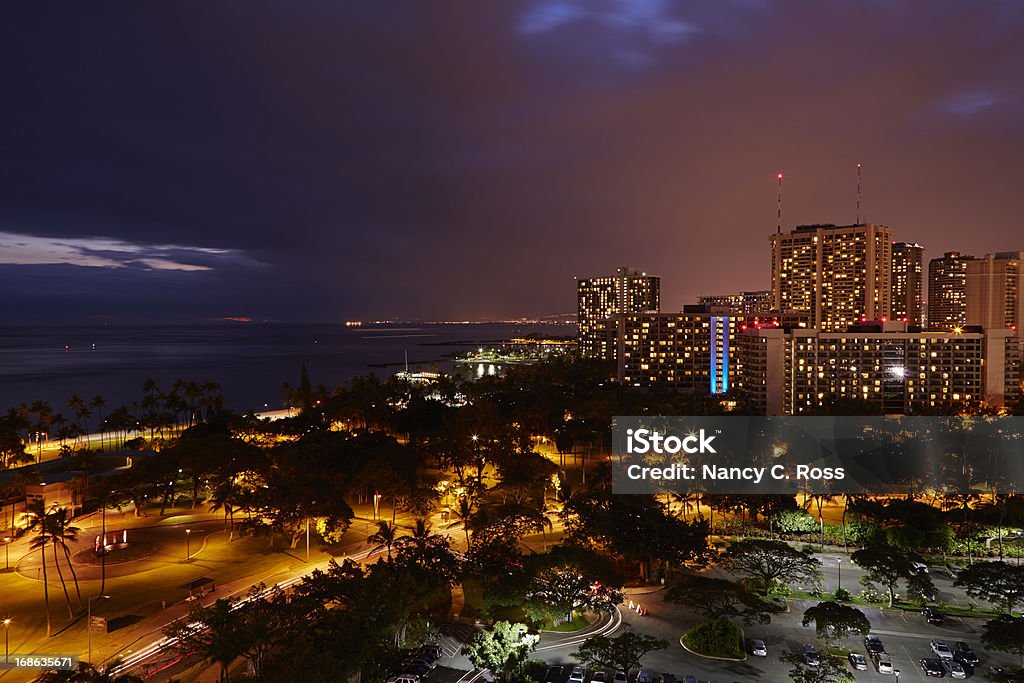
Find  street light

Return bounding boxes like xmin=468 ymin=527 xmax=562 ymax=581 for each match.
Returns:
xmin=893 ymin=669 xmax=900 ymax=683
xmin=87 ymin=595 xmax=110 ymax=664
xmin=2 ymin=537 xmax=9 ymax=570
xmin=3 ymin=618 xmax=10 ymax=664
xmin=837 ymin=558 xmax=842 ymax=594
xmin=185 ymin=529 xmax=192 ymax=561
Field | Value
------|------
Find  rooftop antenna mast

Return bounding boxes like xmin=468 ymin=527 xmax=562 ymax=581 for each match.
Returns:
xmin=776 ymin=171 xmax=784 ymax=234
xmin=856 ymin=163 xmax=862 ymax=225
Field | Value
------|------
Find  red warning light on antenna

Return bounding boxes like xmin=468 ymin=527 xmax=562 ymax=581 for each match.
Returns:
xmin=777 ymin=172 xmax=784 ymax=179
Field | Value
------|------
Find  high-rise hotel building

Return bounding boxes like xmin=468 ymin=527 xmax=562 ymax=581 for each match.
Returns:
xmin=770 ymin=224 xmax=893 ymax=332
xmin=577 ymin=267 xmax=660 ymax=360
xmin=698 ymin=290 xmax=772 ymax=315
xmin=928 ymin=251 xmax=973 ymax=331
xmin=734 ymin=321 xmax=1021 ymax=415
xmin=617 ymin=306 xmax=735 ymax=393
xmin=966 ymin=252 xmax=1024 ymax=337
xmin=891 ymin=242 xmax=924 ymax=325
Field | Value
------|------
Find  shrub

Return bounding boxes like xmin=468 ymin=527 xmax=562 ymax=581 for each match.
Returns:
xmin=681 ymin=619 xmax=744 ymax=659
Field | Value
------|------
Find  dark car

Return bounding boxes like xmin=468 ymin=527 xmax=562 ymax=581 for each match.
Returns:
xmin=923 ymin=607 xmax=946 ymax=625
xmin=545 ymin=667 xmax=564 ymax=683
xmin=864 ymin=635 xmax=885 ymax=655
xmin=403 ymin=664 xmax=431 ymax=678
xmin=804 ymin=646 xmax=821 ymax=667
xmin=954 ymin=642 xmax=980 ymax=667
xmin=419 ymin=645 xmax=442 ymax=660
xmin=658 ymin=674 xmax=676 ymax=683
xmin=919 ymin=658 xmax=945 ymax=677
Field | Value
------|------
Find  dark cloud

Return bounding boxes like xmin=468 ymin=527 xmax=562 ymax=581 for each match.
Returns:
xmin=1 ymin=1 xmax=1023 ymax=322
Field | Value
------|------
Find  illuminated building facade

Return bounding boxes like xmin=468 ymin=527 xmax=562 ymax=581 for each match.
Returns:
xmin=577 ymin=267 xmax=659 ymax=360
xmin=966 ymin=251 xmax=1024 ymax=337
xmin=698 ymin=290 xmax=771 ymax=315
xmin=770 ymin=223 xmax=893 ymax=331
xmin=734 ymin=321 xmax=1021 ymax=415
xmin=891 ymin=242 xmax=924 ymax=325
xmin=617 ymin=306 xmax=735 ymax=393
xmin=928 ymin=251 xmax=974 ymax=331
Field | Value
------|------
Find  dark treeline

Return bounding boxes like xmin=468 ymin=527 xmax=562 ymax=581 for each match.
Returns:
xmin=6 ymin=359 xmax=1024 ymax=681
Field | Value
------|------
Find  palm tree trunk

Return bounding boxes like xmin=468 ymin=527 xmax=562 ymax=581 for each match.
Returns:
xmin=52 ymin=540 xmax=75 ymax=618
xmin=61 ymin=543 xmax=82 ymax=605
xmin=41 ymin=544 xmax=52 ymax=637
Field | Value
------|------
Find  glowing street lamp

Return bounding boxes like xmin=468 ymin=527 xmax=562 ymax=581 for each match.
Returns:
xmin=3 ymin=618 xmax=10 ymax=664
xmin=185 ymin=529 xmax=192 ymax=561
xmin=2 ymin=537 xmax=9 ymax=570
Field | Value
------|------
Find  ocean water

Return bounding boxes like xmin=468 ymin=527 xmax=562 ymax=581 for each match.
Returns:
xmin=0 ymin=322 xmax=575 ymax=414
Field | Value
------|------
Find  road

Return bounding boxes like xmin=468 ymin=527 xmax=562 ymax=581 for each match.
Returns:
xmin=0 ymin=503 xmax=403 ymax=683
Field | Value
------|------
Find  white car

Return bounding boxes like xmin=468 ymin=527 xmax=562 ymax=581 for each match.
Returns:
xmin=931 ymin=639 xmax=954 ymax=659
xmin=911 ymin=561 xmax=929 ymax=573
xmin=613 ymin=671 xmax=627 ymax=683
xmin=569 ymin=666 xmax=586 ymax=683
xmin=749 ymin=639 xmax=767 ymax=656
xmin=873 ymin=652 xmax=894 ymax=674
xmin=592 ymin=673 xmax=607 ymax=683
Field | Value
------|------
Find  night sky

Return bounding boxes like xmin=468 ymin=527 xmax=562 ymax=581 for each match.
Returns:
xmin=2 ymin=2 xmax=1023 ymax=324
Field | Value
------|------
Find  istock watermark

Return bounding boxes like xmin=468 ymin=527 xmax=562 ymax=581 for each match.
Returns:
xmin=611 ymin=416 xmax=1024 ymax=495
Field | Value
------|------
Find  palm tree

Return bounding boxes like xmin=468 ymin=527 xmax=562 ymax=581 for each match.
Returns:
xmin=29 ymin=400 xmax=53 ymax=461
xmin=446 ymin=496 xmax=477 ymax=550
xmin=671 ymin=491 xmax=697 ymax=520
xmin=90 ymin=396 xmax=106 ymax=451
xmin=368 ymin=520 xmax=400 ymax=560
xmin=25 ymin=500 xmax=55 ymax=636
xmin=67 ymin=395 xmax=87 ymax=447
xmin=208 ymin=479 xmax=240 ymax=541
xmin=49 ymin=507 xmax=83 ymax=608
xmin=394 ymin=518 xmax=434 ymax=565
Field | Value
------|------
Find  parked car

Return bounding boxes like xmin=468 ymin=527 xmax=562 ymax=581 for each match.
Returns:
xmin=387 ymin=675 xmax=420 ymax=683
xmin=613 ymin=671 xmax=627 ymax=683
xmin=804 ymin=645 xmax=821 ymax=667
xmin=418 ymin=645 xmax=442 ymax=660
xmin=749 ymin=639 xmax=767 ymax=656
xmin=931 ymin=639 xmax=954 ymax=659
xmin=943 ymin=659 xmax=967 ymax=679
xmin=912 ymin=561 xmax=929 ymax=573
xmin=592 ymin=672 xmax=607 ymax=683
xmin=848 ymin=653 xmax=868 ymax=671
xmin=682 ymin=676 xmax=696 ymax=683
xmin=569 ymin=667 xmax=586 ymax=683
xmin=544 ymin=666 xmax=564 ymax=683
xmin=636 ymin=672 xmax=653 ymax=683
xmin=658 ymin=674 xmax=676 ymax=683
xmin=919 ymin=658 xmax=945 ymax=677
xmin=923 ymin=607 xmax=946 ymax=625
xmin=864 ymin=635 xmax=885 ymax=655
xmin=953 ymin=642 xmax=979 ymax=667
xmin=945 ymin=564 xmax=963 ymax=579
xmin=873 ymin=653 xmax=894 ymax=674
xmin=404 ymin=655 xmax=437 ymax=669
xmin=402 ymin=663 xmax=431 ymax=678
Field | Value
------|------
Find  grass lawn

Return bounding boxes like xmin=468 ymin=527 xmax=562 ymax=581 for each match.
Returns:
xmin=546 ymin=614 xmax=592 ymax=632
xmin=680 ymin=619 xmax=745 ymax=660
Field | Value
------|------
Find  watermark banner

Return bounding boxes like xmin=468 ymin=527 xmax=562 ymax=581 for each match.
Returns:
xmin=611 ymin=416 xmax=1024 ymax=495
